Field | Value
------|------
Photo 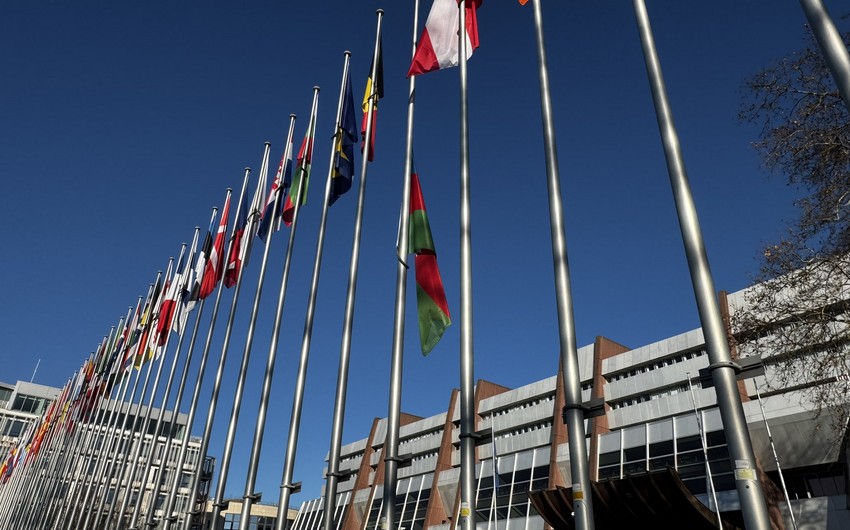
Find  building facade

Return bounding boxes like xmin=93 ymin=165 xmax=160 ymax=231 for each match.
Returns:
xmin=0 ymin=378 xmax=213 ymax=529
xmin=291 ymin=283 xmax=850 ymax=530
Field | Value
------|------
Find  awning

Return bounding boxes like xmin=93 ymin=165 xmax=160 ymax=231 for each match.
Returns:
xmin=528 ymin=468 xmax=744 ymax=530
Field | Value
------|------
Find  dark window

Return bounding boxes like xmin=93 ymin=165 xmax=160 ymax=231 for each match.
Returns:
xmin=598 ymin=451 xmax=620 ymax=466
xmin=623 ymin=446 xmax=645 ymax=463
xmin=649 ymin=440 xmax=674 ymax=458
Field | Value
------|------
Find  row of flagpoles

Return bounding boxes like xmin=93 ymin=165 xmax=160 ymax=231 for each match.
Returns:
xmin=3 ymin=2 xmax=849 ymax=530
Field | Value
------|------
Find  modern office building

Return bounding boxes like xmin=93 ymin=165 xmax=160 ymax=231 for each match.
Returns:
xmin=199 ymin=498 xmax=299 ymax=530
xmin=290 ymin=282 xmax=850 ymax=530
xmin=0 ymin=378 xmax=214 ymax=529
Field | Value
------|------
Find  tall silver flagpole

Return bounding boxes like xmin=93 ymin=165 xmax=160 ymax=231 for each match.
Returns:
xmin=130 ymin=229 xmax=202 ymax=529
xmin=323 ymin=18 xmax=382 ymax=528
xmin=180 ymin=171 xmax=252 ymax=530
xmin=378 ymin=2 xmax=417 ymax=529
xmin=60 ymin=299 xmax=143 ymax=530
xmin=754 ymin=382 xmax=799 ymax=530
xmin=11 ymin=371 xmax=79 ymax=529
xmin=28 ymin=344 xmax=107 ymax=528
xmin=146 ymin=208 xmax=217 ymax=530
xmin=82 ymin=278 xmax=161 ymax=530
xmin=112 ymin=254 xmax=183 ymax=529
xmin=42 ymin=318 xmax=126 ymax=528
xmin=273 ymin=85 xmax=321 ymax=530
xmin=798 ymin=0 xmax=850 ymax=113
xmin=159 ymin=200 xmax=229 ymax=530
xmin=530 ymin=2 xmax=595 ymax=529
xmin=237 ymin=115 xmax=301 ymax=530
xmin=457 ymin=3 xmax=476 ymax=530
xmin=632 ymin=2 xmax=772 ymax=529
xmin=207 ymin=141 xmax=273 ymax=527
xmin=686 ymin=372 xmax=722 ymax=528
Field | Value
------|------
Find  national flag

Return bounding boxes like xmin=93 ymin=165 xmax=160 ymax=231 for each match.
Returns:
xmin=409 ymin=168 xmax=451 ymax=355
xmin=156 ymin=254 xmax=186 ymax=347
xmin=408 ymin=0 xmax=482 ymax=77
xmin=224 ymin=181 xmax=251 ymax=288
xmin=122 ymin=299 xmax=143 ymax=372
xmin=282 ymin=117 xmax=316 ymax=227
xmin=258 ymin=145 xmax=293 ymax=241
xmin=361 ymin=36 xmax=383 ymax=162
xmin=130 ymin=278 xmax=163 ymax=369
xmin=200 ymin=193 xmax=230 ymax=298
xmin=330 ymin=70 xmax=358 ymax=206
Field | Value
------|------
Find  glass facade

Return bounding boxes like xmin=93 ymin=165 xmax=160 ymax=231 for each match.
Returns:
xmin=224 ymin=513 xmax=276 ymax=530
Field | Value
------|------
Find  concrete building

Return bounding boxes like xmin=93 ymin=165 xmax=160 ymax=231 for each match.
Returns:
xmin=198 ymin=498 xmax=298 ymax=530
xmin=291 ymin=282 xmax=850 ymax=530
xmin=0 ymin=378 xmax=213 ymax=529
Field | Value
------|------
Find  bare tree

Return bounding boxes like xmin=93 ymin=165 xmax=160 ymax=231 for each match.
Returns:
xmin=733 ymin=22 xmax=850 ymax=436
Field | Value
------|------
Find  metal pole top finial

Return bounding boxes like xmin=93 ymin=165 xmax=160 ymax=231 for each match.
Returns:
xmin=376 ymin=8 xmax=384 ymax=15
xmin=344 ymin=50 xmax=352 ymax=57
xmin=313 ymin=85 xmax=320 ymax=92
xmin=290 ymin=113 xmax=296 ymax=118
xmin=264 ymin=141 xmax=271 ymax=146
xmin=226 ymin=187 xmax=233 ymax=192
xmin=245 ymin=166 xmax=251 ymax=171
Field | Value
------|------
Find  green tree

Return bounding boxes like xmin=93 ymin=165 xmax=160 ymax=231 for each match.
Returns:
xmin=733 ymin=22 xmax=850 ymax=436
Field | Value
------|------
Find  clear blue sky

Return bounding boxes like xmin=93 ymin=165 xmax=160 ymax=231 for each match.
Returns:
xmin=1 ymin=0 xmax=843 ymax=508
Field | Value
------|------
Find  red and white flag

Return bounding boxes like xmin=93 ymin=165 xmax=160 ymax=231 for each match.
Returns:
xmin=408 ymin=0 xmax=482 ymax=77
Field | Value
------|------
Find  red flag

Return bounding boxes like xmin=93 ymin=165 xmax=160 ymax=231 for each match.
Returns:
xmin=200 ymin=193 xmax=230 ymax=297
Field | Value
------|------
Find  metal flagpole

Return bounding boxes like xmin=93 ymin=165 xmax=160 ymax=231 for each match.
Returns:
xmin=54 ymin=345 xmax=129 ymax=527
xmin=180 ymin=171 xmax=252 ymax=530
xmin=237 ymin=115 xmax=300 ymax=530
xmin=130 ymin=229 xmax=201 ymax=529
xmin=41 ymin=319 xmax=126 ymax=528
xmin=798 ymin=0 xmax=850 ymax=114
xmin=145 ymin=208 xmax=218 ymax=530
xmin=158 ymin=200 xmax=229 ymax=530
xmin=273 ymin=85 xmax=322 ymax=530
xmin=457 ymin=3 xmax=477 ymax=530
xmin=377 ymin=2 xmax=417 ymax=529
xmin=686 ymin=373 xmax=722 ymax=528
xmin=324 ymin=17 xmax=383 ymax=527
xmin=111 ymin=255 xmax=181 ymax=530
xmin=207 ymin=140 xmax=275 ymax=526
xmin=112 ymin=255 xmax=182 ymax=529
xmin=7 ymin=376 xmax=74 ymax=530
xmin=68 ymin=346 xmax=138 ymax=530
xmin=8 ymin=404 xmax=60 ymax=529
xmin=79 ymin=279 xmax=160 ymax=530
xmin=59 ymin=316 xmax=139 ymax=530
xmin=28 ymin=347 xmax=106 ymax=529
xmin=631 ymin=2 xmax=772 ymax=529
xmin=754 ymin=382 xmax=799 ymax=530
xmin=529 ymin=2 xmax=595 ymax=528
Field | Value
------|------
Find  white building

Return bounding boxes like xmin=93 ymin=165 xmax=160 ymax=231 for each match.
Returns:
xmin=291 ymin=281 xmax=850 ymax=530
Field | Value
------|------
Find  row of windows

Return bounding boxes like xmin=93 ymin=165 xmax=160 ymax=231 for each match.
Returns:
xmin=609 ymin=380 xmax=704 ymax=410
xmin=223 ymin=513 xmax=276 ymax=530
xmin=499 ymin=420 xmax=553 ymax=440
xmin=607 ymin=349 xmax=707 ymax=382
xmin=11 ymin=394 xmax=50 ymax=414
xmin=490 ymin=395 xmax=555 ymax=417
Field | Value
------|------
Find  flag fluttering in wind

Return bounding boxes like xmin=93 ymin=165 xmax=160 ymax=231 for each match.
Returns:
xmin=408 ymin=0 xmax=482 ymax=77
xmin=258 ymin=146 xmax=293 ymax=241
xmin=156 ymin=257 xmax=185 ymax=347
xmin=409 ymin=169 xmax=451 ymax=355
xmin=330 ymin=70 xmax=358 ymax=206
xmin=200 ymin=193 xmax=230 ymax=297
xmin=225 ymin=183 xmax=250 ymax=288
xmin=361 ymin=35 xmax=384 ymax=161
xmin=282 ymin=116 xmax=316 ymax=226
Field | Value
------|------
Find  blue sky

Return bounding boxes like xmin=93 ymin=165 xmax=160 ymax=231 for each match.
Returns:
xmin=1 ymin=0 xmax=845 ymax=509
